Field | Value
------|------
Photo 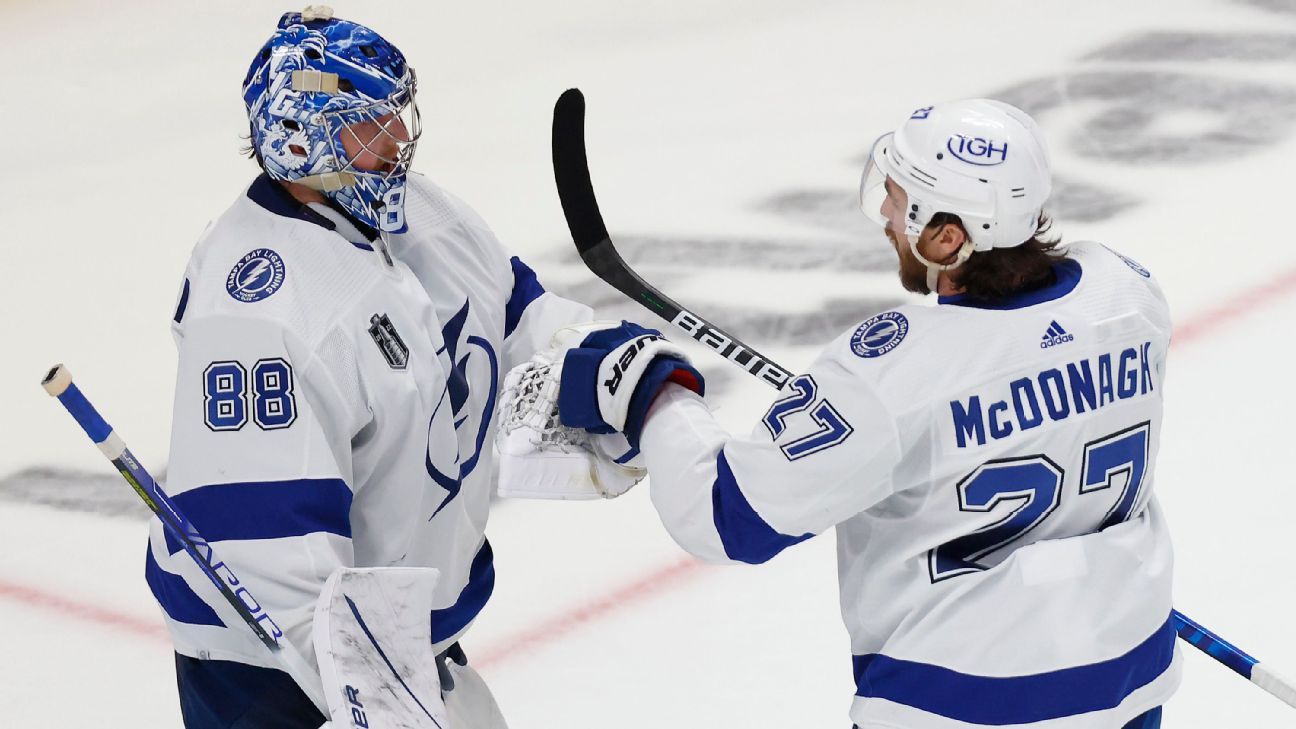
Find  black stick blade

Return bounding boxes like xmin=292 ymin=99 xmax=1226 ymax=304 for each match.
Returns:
xmin=549 ymin=88 xmax=792 ymax=389
xmin=552 ymin=88 xmax=611 ymax=254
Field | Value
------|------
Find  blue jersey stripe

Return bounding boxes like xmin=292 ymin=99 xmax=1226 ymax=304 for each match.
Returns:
xmin=503 ymin=256 xmax=546 ymax=338
xmin=163 ymin=478 xmax=353 ymax=555
xmin=430 ymin=540 xmax=495 ymax=644
xmin=1123 ymin=707 xmax=1163 ymax=729
xmin=852 ymin=615 xmax=1176 ymax=725
xmin=173 ymin=278 xmax=191 ymax=324
xmin=145 ymin=546 xmax=225 ymax=627
xmin=711 ymin=450 xmax=813 ymax=564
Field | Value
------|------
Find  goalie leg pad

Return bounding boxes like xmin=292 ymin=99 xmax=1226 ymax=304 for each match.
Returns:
xmin=314 ymin=567 xmax=450 ymax=729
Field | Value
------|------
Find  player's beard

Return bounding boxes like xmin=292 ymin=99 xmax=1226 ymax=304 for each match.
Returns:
xmin=887 ymin=228 xmax=932 ymax=295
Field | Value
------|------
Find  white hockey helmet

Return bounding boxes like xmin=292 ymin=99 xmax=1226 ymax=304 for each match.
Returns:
xmin=859 ymin=99 xmax=1052 ymax=285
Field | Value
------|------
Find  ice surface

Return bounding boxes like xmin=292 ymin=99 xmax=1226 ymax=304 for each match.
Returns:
xmin=3 ymin=0 xmax=1296 ymax=725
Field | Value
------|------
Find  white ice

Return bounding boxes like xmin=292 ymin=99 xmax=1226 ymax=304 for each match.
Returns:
xmin=2 ymin=0 xmax=1294 ymax=726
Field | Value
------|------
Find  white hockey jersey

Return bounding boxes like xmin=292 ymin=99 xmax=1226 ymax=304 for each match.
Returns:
xmin=147 ymin=173 xmax=590 ymax=674
xmin=641 ymin=241 xmax=1179 ymax=728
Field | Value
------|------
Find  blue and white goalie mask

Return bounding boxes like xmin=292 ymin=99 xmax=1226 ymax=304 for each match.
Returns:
xmin=243 ymin=8 xmax=421 ymax=233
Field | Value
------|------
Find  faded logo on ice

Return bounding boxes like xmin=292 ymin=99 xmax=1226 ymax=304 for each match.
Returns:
xmin=226 ymin=249 xmax=286 ymax=303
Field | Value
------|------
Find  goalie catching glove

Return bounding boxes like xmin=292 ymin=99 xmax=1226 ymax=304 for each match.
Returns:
xmin=496 ymin=322 xmax=661 ymax=500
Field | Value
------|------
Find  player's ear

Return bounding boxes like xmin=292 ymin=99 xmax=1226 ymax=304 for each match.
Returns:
xmin=932 ymin=222 xmax=968 ymax=263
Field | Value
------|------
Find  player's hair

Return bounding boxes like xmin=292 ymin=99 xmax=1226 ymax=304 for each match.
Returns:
xmin=240 ymin=123 xmax=265 ymax=168
xmin=930 ymin=213 xmax=1064 ymax=302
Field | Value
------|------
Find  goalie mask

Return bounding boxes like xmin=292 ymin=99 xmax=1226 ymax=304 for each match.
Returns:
xmin=243 ymin=7 xmax=421 ymax=233
xmin=859 ymin=99 xmax=1052 ymax=290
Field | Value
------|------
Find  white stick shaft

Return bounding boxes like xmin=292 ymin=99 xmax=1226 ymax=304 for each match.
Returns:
xmin=1253 ymin=664 xmax=1296 ymax=709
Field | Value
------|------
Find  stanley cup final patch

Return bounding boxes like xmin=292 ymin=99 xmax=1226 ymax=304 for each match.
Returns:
xmin=226 ymin=249 xmax=286 ymax=303
xmin=369 ymin=313 xmax=409 ymax=370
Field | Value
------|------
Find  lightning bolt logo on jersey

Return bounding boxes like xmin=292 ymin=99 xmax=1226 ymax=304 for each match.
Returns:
xmin=152 ymin=171 xmax=597 ymax=700
xmin=226 ymin=249 xmax=286 ymax=303
xmin=425 ymin=299 xmax=499 ymax=519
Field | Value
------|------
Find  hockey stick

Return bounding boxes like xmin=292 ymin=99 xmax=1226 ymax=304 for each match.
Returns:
xmin=41 ymin=364 xmax=329 ymax=714
xmin=550 ymin=86 xmax=1296 ymax=710
xmin=550 ymin=90 xmax=793 ymax=392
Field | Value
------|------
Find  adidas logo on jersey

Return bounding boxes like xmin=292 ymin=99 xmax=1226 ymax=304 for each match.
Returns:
xmin=1040 ymin=321 xmax=1074 ymax=348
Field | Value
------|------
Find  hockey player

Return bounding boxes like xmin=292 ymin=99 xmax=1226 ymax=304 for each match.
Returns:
xmin=552 ymin=100 xmax=1179 ymax=727
xmin=146 ymin=8 xmax=596 ymax=727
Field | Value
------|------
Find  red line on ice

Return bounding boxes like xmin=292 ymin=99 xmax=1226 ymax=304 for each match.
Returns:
xmin=473 ymin=264 xmax=1296 ymax=668
xmin=473 ymin=555 xmax=706 ymax=669
xmin=0 ymin=580 xmax=167 ymax=641
xmin=1171 ymin=265 xmax=1296 ymax=346
xmin=2 ymin=265 xmax=1293 ymax=657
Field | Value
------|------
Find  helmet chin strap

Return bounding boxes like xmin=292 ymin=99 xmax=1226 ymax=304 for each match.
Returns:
xmin=906 ymin=235 xmax=975 ymax=294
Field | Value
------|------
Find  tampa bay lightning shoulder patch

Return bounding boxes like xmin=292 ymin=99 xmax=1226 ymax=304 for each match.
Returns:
xmin=1102 ymin=244 xmax=1151 ymax=278
xmin=851 ymin=311 xmax=909 ymax=359
xmin=226 ymin=248 xmax=286 ymax=303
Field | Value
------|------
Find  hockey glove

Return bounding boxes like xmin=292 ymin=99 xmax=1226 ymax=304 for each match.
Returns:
xmin=558 ymin=321 xmax=704 ymax=447
xmin=495 ymin=322 xmax=646 ymax=500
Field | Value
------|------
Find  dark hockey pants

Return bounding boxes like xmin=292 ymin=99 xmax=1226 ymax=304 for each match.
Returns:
xmin=174 ymin=653 xmax=325 ymax=729
xmin=174 ymin=643 xmax=472 ymax=728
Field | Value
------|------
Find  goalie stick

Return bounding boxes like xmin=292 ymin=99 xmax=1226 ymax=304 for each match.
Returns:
xmin=550 ymin=86 xmax=1296 ymax=710
xmin=41 ymin=364 xmax=329 ymax=715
